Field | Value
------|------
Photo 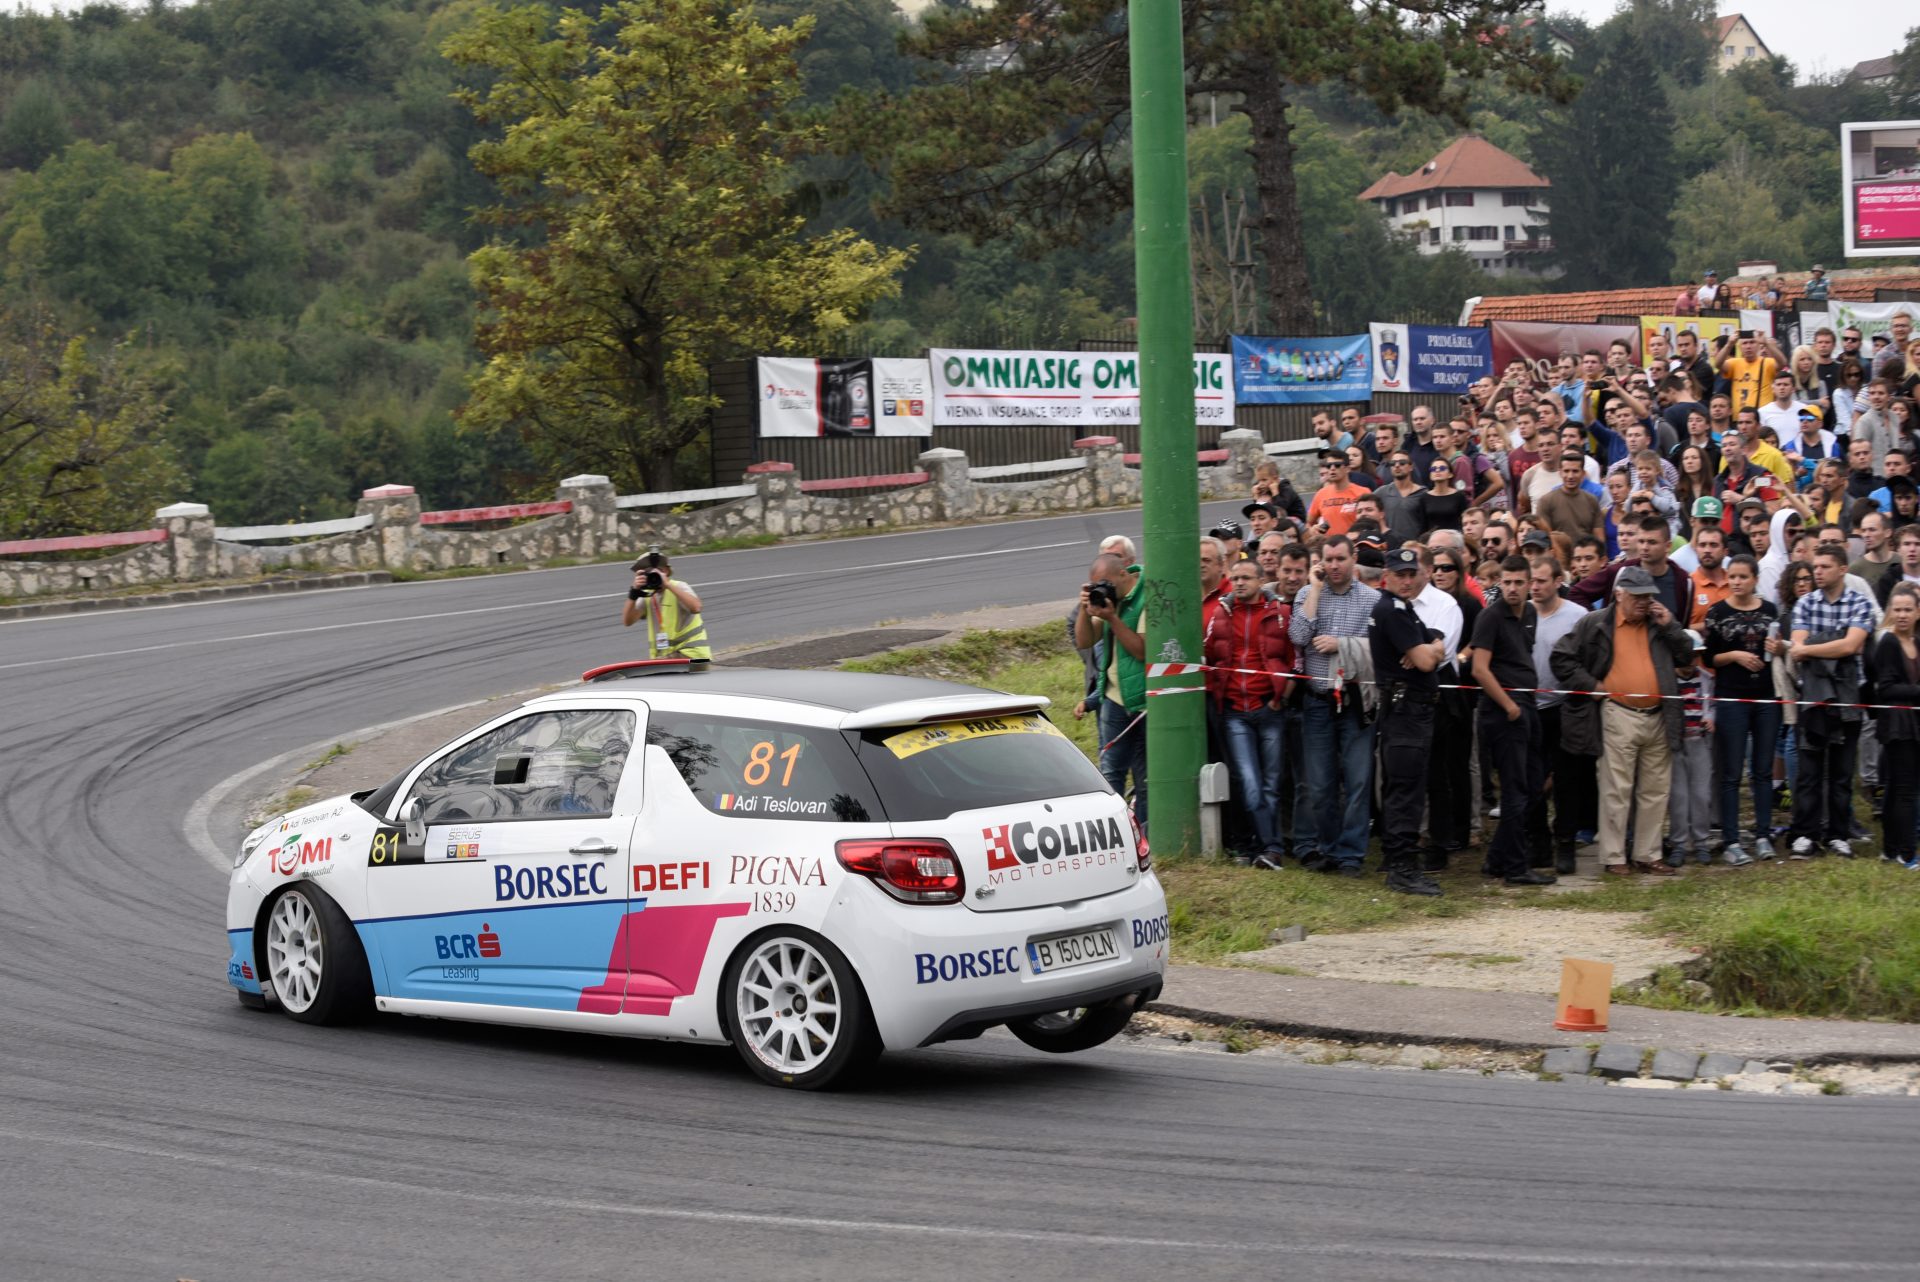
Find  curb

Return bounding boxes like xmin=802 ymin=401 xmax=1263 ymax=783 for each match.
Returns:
xmin=0 ymin=571 xmax=394 ymax=622
xmin=1144 ymin=1000 xmax=1560 ymax=1056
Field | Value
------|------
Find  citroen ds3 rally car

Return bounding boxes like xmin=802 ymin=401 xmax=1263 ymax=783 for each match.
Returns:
xmin=225 ymin=662 xmax=1168 ymax=1088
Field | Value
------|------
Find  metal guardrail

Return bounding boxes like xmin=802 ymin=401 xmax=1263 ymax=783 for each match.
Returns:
xmin=968 ymin=458 xmax=1089 ymax=481
xmin=215 ymin=514 xmax=375 ymax=542
xmin=615 ymin=484 xmax=757 ymax=509
xmin=0 ymin=528 xmax=168 ymax=556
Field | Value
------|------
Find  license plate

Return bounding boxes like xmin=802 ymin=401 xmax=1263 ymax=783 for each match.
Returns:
xmin=1027 ymin=927 xmax=1118 ymax=974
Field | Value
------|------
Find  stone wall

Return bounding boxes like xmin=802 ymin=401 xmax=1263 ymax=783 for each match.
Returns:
xmin=0 ymin=436 xmax=1259 ymax=599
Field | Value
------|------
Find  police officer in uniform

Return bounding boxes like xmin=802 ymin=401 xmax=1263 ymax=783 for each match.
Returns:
xmin=1370 ymin=547 xmax=1448 ymax=896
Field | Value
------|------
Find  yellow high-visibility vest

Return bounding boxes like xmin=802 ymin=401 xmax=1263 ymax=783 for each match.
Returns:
xmin=643 ymin=581 xmax=711 ymax=660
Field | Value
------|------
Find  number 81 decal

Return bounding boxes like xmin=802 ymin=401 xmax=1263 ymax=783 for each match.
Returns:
xmin=368 ymin=826 xmax=421 ymax=867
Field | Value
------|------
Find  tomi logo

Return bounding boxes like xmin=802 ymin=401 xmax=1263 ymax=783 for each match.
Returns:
xmin=271 ymin=834 xmax=333 ymax=877
xmin=981 ymin=818 xmax=1126 ymax=871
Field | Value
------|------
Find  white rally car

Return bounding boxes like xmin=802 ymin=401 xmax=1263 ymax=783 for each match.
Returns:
xmin=225 ymin=661 xmax=1168 ymax=1088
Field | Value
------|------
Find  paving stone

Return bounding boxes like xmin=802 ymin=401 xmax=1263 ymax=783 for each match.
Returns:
xmin=1592 ymin=1043 xmax=1648 ymax=1078
xmin=1267 ymin=924 xmax=1308 ymax=944
xmin=1742 ymin=1060 xmax=1779 ymax=1076
xmin=1697 ymin=1052 xmax=1747 ymax=1080
xmin=1650 ymin=1049 xmax=1703 ymax=1082
xmin=1549 ymin=1070 xmax=1605 ymax=1085
xmin=1541 ymin=1047 xmax=1594 ymax=1077
xmin=1615 ymin=1077 xmax=1682 ymax=1090
xmin=1731 ymin=1076 xmax=1782 ymax=1094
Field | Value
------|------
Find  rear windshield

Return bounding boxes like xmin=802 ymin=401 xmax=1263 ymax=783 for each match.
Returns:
xmin=851 ymin=712 xmax=1111 ymax=821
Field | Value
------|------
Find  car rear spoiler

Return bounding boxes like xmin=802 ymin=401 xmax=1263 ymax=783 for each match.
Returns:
xmin=838 ymin=693 xmax=1051 ymax=731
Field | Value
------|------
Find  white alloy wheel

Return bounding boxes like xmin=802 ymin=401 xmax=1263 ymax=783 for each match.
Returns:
xmin=735 ymin=937 xmax=843 ymax=1075
xmin=266 ymin=889 xmax=325 ymax=1014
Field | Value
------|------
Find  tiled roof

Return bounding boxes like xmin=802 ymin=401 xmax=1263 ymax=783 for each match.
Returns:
xmin=1464 ymin=269 xmax=1920 ymax=324
xmin=1851 ymin=56 xmax=1897 ymax=81
xmin=1357 ymin=136 xmax=1548 ymax=203
xmin=1711 ymin=14 xmax=1741 ymax=42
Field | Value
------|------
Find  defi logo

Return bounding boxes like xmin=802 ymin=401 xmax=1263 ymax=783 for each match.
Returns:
xmin=435 ymin=923 xmax=502 ymax=960
xmin=981 ymin=817 xmax=1125 ymax=871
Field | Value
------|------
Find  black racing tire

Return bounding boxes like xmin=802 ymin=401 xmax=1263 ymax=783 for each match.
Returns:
xmin=722 ymin=928 xmax=880 ymax=1090
xmin=1006 ymin=995 xmax=1140 ymax=1053
xmin=261 ymin=885 xmax=373 ymax=1026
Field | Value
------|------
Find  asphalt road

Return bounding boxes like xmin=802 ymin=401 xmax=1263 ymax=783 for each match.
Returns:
xmin=2 ymin=502 xmax=1916 ymax=1281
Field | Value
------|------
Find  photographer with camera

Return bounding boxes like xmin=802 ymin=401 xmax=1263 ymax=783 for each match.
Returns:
xmin=1073 ymin=552 xmax=1149 ymax=822
xmin=619 ymin=548 xmax=710 ymax=659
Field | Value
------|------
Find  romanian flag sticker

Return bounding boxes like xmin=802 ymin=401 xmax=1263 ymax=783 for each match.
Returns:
xmin=717 ymin=793 xmax=739 ymax=810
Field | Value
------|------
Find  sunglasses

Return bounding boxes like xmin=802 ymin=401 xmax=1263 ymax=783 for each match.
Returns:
xmin=1433 ymin=563 xmax=1458 ymax=574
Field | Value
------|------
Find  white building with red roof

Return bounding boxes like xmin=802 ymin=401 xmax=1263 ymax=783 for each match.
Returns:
xmin=1356 ymin=136 xmax=1554 ymax=278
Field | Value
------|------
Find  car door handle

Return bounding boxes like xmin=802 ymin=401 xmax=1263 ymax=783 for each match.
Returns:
xmin=568 ymin=840 xmax=617 ymax=858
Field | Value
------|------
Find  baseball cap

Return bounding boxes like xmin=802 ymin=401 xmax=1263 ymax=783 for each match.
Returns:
xmin=1811 ymin=264 xmax=1826 ymax=273
xmin=1615 ymin=566 xmax=1659 ymax=596
xmin=1797 ymin=407 xmax=1821 ymax=421
xmin=1684 ymin=628 xmax=1706 ymax=653
xmin=1704 ymin=268 xmax=1719 ymax=277
xmin=1355 ymin=545 xmax=1386 ymax=570
xmin=1384 ymin=547 xmax=1421 ymax=573
xmin=1209 ymin=519 xmax=1244 ymax=540
xmin=1520 ymin=530 xmax=1552 ymax=550
xmin=1241 ymin=501 xmax=1278 ymax=520
xmin=1691 ymin=496 xmax=1724 ymax=520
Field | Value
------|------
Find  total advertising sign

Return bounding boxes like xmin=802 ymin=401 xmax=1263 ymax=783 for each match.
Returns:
xmin=757 ymin=357 xmax=932 ymax=438
xmin=928 ymin=349 xmax=1235 ymax=427
xmin=1366 ymin=323 xmax=1492 ymax=394
xmin=1230 ymin=334 xmax=1370 ymax=404
xmin=1843 ymin=120 xmax=1920 ymax=258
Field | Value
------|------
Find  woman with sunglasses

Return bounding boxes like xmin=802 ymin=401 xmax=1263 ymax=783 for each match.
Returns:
xmin=1832 ymin=357 xmax=1868 ymax=434
xmin=1418 ymin=459 xmax=1467 ymax=535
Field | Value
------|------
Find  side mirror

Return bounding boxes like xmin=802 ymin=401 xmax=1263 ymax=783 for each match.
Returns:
xmin=402 ymin=797 xmax=426 ymax=848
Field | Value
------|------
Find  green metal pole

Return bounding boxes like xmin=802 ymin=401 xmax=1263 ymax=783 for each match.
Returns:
xmin=1127 ymin=0 xmax=1202 ymax=859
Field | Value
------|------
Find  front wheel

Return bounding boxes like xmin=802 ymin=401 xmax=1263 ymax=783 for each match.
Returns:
xmin=1006 ymin=995 xmax=1139 ymax=1053
xmin=723 ymin=930 xmax=878 ymax=1089
xmin=263 ymin=886 xmax=372 ymax=1026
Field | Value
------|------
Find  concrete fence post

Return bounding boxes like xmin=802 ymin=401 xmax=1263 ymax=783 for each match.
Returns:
xmin=745 ymin=462 xmax=801 ymax=537
xmin=1073 ymin=435 xmax=1128 ymax=505
xmin=1218 ymin=428 xmax=1265 ymax=493
xmin=155 ymin=502 xmax=216 ymax=581
xmin=917 ymin=447 xmax=973 ymax=523
xmin=558 ymin=474 xmax=619 ymax=559
xmin=358 ymin=484 xmax=423 ymax=569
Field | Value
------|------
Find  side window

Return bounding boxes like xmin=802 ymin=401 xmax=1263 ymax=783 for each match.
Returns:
xmin=646 ymin=712 xmax=878 ymax=823
xmin=410 ymin=709 xmax=635 ymax=824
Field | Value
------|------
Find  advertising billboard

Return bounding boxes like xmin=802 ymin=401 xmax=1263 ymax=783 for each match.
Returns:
xmin=1367 ymin=323 xmax=1492 ymax=394
xmin=1842 ymin=120 xmax=1920 ymax=258
xmin=1229 ymin=334 xmax=1370 ymax=404
xmin=927 ymin=349 xmax=1234 ymax=427
xmin=757 ymin=357 xmax=932 ymax=437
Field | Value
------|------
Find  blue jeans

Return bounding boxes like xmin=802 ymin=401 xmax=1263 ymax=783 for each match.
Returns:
xmin=1716 ymin=699 xmax=1782 ymax=844
xmin=1301 ymin=694 xmax=1376 ymax=866
xmin=1220 ymin=705 xmax=1285 ymax=853
xmin=1097 ymin=698 xmax=1148 ymax=823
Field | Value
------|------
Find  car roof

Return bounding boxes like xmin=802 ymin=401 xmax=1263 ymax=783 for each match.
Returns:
xmin=525 ymin=666 xmax=1049 ymax=728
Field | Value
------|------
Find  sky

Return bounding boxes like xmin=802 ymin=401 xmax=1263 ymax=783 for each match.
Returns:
xmin=1551 ymin=0 xmax=1906 ymax=84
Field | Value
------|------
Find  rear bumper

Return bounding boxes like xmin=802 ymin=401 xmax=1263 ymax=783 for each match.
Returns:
xmin=918 ymin=975 xmax=1163 ymax=1046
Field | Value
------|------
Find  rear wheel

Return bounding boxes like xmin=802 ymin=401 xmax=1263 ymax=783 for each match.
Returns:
xmin=1006 ymin=995 xmax=1139 ymax=1053
xmin=264 ymin=886 xmax=372 ymax=1026
xmin=724 ymin=930 xmax=878 ymax=1089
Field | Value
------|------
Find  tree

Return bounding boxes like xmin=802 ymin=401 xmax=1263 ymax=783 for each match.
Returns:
xmin=1533 ymin=22 xmax=1676 ymax=289
xmin=444 ymin=0 xmax=909 ymax=491
xmin=0 ymin=312 xmax=182 ymax=540
xmin=0 ymin=77 xmax=71 ymax=170
xmin=852 ymin=0 xmax=1572 ymax=333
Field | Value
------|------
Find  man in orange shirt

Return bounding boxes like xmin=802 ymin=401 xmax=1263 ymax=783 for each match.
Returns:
xmin=1308 ymin=450 xmax=1366 ymax=538
xmin=1550 ymin=566 xmax=1695 ymax=875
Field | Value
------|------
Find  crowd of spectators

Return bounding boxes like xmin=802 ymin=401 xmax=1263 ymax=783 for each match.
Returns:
xmin=1074 ymin=308 xmax=1920 ymax=893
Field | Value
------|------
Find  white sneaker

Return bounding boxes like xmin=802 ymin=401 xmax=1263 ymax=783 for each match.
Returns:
xmin=1755 ymin=837 xmax=1776 ymax=860
xmin=1722 ymin=843 xmax=1753 ymax=866
xmin=1489 ymin=805 xmax=1502 ymax=819
xmin=1828 ymin=839 xmax=1853 ymax=859
xmin=1790 ymin=836 xmax=1815 ymax=859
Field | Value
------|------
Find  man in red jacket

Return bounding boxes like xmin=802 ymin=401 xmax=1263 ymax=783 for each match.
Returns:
xmin=1205 ymin=559 xmax=1297 ymax=869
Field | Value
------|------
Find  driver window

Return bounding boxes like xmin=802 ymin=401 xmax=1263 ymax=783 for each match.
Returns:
xmin=408 ymin=709 xmax=635 ymax=825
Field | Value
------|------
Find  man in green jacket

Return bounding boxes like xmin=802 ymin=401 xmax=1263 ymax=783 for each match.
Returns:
xmin=1074 ymin=552 xmax=1148 ymax=822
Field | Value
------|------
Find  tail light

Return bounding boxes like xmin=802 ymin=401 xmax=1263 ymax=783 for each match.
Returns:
xmin=1129 ymin=812 xmax=1151 ymax=871
xmin=835 ymin=839 xmax=964 ymax=904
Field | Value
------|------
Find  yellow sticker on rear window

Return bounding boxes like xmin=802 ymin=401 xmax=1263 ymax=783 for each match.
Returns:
xmin=882 ymin=713 xmax=1064 ymax=759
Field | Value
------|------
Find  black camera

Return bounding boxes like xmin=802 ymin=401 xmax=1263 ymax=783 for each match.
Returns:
xmin=630 ymin=547 xmax=667 ymax=597
xmin=1084 ymin=581 xmax=1118 ymax=610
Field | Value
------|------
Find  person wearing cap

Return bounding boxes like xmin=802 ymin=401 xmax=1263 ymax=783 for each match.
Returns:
xmin=1242 ymin=500 xmax=1280 ymax=544
xmin=1471 ymin=555 xmax=1554 ymax=885
xmin=1669 ymin=494 xmax=1724 ymax=572
xmin=1307 ymin=450 xmax=1366 ymax=538
xmin=1695 ymin=269 xmax=1722 ymax=311
xmin=1551 ymin=564 xmax=1694 ymax=875
xmin=1369 ymin=546 xmax=1448 ymax=896
xmin=1210 ymin=519 xmax=1247 ymax=563
xmin=1803 ymin=265 xmax=1829 ymax=304
xmin=1684 ymin=521 xmax=1730 ymax=628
